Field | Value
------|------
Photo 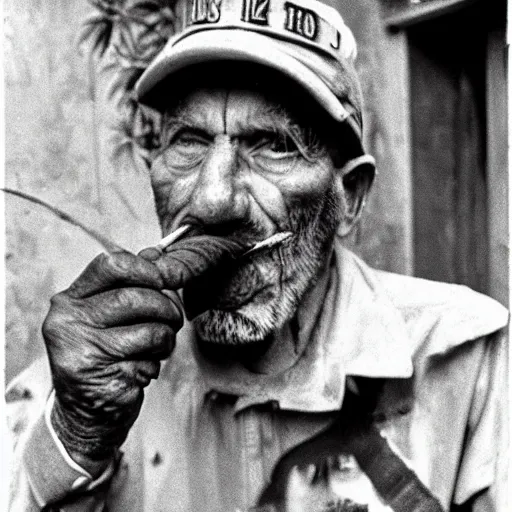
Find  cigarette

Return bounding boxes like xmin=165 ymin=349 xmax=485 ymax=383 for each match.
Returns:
xmin=243 ymin=231 xmax=292 ymax=256
xmin=155 ymin=224 xmax=193 ymax=252
xmin=155 ymin=224 xmax=292 ymax=256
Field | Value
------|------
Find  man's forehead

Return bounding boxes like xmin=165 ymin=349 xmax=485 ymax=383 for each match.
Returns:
xmin=159 ymin=62 xmax=337 ymax=139
xmin=165 ymin=86 xmax=292 ymax=134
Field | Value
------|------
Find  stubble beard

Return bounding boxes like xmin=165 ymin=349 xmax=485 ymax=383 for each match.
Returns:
xmin=192 ymin=184 xmax=342 ymax=346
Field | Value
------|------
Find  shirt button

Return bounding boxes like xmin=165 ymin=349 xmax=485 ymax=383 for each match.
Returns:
xmin=71 ymin=475 xmax=90 ymax=490
xmin=207 ymin=391 xmax=219 ymax=401
xmin=151 ymin=452 xmax=163 ymax=466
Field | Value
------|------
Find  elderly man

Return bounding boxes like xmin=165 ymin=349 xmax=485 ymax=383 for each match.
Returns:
xmin=7 ymin=0 xmax=508 ymax=511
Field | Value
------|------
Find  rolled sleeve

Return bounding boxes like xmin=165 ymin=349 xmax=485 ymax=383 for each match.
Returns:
xmin=8 ymin=359 xmax=116 ymax=512
xmin=21 ymin=392 xmax=116 ymax=508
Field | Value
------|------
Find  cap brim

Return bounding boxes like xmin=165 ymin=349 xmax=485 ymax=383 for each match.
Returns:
xmin=135 ymin=30 xmax=349 ymax=123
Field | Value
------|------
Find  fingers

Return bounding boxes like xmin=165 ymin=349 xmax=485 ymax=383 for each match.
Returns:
xmin=153 ymin=235 xmax=244 ymax=289
xmin=67 ymin=236 xmax=245 ymax=302
xmin=101 ymin=323 xmax=177 ymax=360
xmin=75 ymin=288 xmax=183 ymax=329
xmin=67 ymin=251 xmax=164 ymax=299
xmin=45 ymin=291 xmax=180 ymax=361
xmin=44 ymin=317 xmax=176 ymax=372
xmin=116 ymin=360 xmax=162 ymax=388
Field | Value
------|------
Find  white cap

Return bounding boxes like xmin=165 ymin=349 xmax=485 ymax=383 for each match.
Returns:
xmin=135 ymin=0 xmax=363 ymax=137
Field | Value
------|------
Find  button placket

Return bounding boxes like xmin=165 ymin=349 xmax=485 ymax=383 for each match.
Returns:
xmin=242 ymin=408 xmax=265 ymax=506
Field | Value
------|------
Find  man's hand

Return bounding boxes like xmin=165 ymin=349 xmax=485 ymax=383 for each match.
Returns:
xmin=42 ymin=236 xmax=243 ymax=473
xmin=43 ymin=250 xmax=181 ymax=471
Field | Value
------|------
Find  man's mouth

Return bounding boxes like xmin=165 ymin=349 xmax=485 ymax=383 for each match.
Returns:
xmin=155 ymin=225 xmax=293 ymax=317
xmin=155 ymin=223 xmax=292 ymax=259
xmin=182 ymin=238 xmax=290 ymax=317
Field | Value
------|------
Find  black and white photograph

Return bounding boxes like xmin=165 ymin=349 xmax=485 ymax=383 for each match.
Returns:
xmin=1 ymin=0 xmax=509 ymax=510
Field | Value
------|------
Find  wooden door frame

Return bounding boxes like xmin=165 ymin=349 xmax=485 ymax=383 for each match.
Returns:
xmin=380 ymin=0 xmax=509 ymax=308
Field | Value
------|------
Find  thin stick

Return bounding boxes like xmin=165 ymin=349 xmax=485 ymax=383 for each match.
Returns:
xmin=154 ymin=226 xmax=292 ymax=257
xmin=243 ymin=231 xmax=292 ymax=257
xmin=1 ymin=187 xmax=125 ymax=254
xmin=155 ymin=224 xmax=193 ymax=251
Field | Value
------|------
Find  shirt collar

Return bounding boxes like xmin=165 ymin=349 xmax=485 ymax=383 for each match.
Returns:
xmin=165 ymin=238 xmax=414 ymax=413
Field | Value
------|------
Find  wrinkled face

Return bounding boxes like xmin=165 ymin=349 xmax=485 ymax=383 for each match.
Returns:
xmin=150 ymin=84 xmax=346 ymax=346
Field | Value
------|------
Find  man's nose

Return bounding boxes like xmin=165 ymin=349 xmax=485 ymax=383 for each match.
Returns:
xmin=189 ymin=135 xmax=248 ymax=226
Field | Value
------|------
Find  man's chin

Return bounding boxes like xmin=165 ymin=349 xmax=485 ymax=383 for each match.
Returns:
xmin=193 ymin=308 xmax=273 ymax=346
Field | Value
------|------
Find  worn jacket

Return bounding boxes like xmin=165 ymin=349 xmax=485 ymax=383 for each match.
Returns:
xmin=7 ymin=243 xmax=509 ymax=512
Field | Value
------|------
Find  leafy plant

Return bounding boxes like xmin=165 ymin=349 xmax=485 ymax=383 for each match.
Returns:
xmin=79 ymin=0 xmax=177 ymax=163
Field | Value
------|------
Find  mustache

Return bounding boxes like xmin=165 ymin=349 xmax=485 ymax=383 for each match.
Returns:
xmin=182 ymin=217 xmax=268 ymax=247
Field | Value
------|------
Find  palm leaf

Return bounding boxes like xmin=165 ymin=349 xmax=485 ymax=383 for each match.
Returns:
xmin=80 ymin=0 xmax=177 ymax=155
xmin=106 ymin=65 xmax=145 ymax=102
xmin=1 ymin=188 xmax=124 ymax=253
xmin=90 ymin=0 xmax=126 ymax=17
xmin=79 ymin=15 xmax=115 ymax=56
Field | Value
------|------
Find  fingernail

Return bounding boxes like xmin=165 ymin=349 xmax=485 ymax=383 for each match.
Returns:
xmin=139 ymin=247 xmax=163 ymax=261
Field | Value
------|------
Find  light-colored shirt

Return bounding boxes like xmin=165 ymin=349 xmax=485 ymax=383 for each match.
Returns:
xmin=7 ymin=242 xmax=508 ymax=512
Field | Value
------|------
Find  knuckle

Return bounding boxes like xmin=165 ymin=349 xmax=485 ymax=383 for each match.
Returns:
xmin=43 ymin=301 xmax=76 ymax=343
xmin=95 ymin=251 xmax=137 ymax=282
xmin=46 ymin=290 xmax=92 ymax=331
xmin=94 ymin=251 xmax=110 ymax=266
xmin=42 ymin=314 xmax=58 ymax=344
xmin=110 ymin=287 xmax=137 ymax=310
xmin=106 ymin=251 xmax=133 ymax=273
xmin=108 ymin=252 xmax=162 ymax=287
xmin=49 ymin=290 xmax=70 ymax=309
xmin=109 ymin=251 xmax=148 ymax=278
xmin=42 ymin=305 xmax=97 ymax=367
xmin=89 ymin=252 xmax=113 ymax=275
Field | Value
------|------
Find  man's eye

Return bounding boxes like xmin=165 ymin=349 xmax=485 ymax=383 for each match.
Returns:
xmin=247 ymin=134 xmax=303 ymax=175
xmin=269 ymin=136 xmax=297 ymax=154
xmin=171 ymin=131 xmax=209 ymax=152
xmin=162 ymin=130 xmax=209 ymax=171
xmin=253 ymin=134 xmax=299 ymax=158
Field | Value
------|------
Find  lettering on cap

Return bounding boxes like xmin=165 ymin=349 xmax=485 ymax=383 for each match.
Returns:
xmin=284 ymin=2 xmax=318 ymax=41
xmin=241 ymin=0 xmax=270 ymax=25
xmin=190 ymin=0 xmax=222 ymax=24
xmin=330 ymin=30 xmax=341 ymax=50
xmin=178 ymin=0 xmax=356 ymax=62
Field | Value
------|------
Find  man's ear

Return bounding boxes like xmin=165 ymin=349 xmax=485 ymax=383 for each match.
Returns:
xmin=336 ymin=156 xmax=376 ymax=237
